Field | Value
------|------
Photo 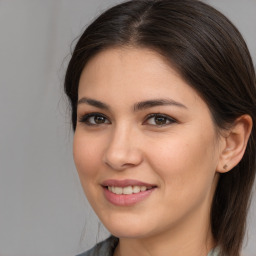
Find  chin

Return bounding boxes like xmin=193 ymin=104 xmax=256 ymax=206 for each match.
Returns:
xmin=100 ymin=214 xmax=156 ymax=239
xmin=108 ymin=227 xmax=151 ymax=239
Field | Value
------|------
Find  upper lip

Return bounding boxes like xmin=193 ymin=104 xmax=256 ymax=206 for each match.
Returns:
xmin=101 ymin=179 xmax=157 ymax=188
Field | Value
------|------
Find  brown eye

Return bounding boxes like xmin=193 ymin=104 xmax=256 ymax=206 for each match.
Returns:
xmin=154 ymin=116 xmax=167 ymax=125
xmin=145 ymin=114 xmax=176 ymax=127
xmin=94 ymin=115 xmax=106 ymax=124
xmin=79 ymin=113 xmax=111 ymax=126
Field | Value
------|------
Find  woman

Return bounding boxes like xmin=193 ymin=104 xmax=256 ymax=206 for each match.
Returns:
xmin=64 ymin=0 xmax=256 ymax=255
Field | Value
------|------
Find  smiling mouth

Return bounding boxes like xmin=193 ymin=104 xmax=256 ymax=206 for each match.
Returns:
xmin=102 ymin=180 xmax=157 ymax=206
xmin=107 ymin=185 xmax=154 ymax=195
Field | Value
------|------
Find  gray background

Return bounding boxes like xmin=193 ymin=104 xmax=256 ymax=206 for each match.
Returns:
xmin=0 ymin=1 xmax=255 ymax=255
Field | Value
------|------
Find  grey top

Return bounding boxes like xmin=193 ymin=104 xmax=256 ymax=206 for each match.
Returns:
xmin=77 ymin=236 xmax=220 ymax=256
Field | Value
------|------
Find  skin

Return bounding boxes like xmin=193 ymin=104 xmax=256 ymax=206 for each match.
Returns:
xmin=73 ymin=47 xmax=252 ymax=256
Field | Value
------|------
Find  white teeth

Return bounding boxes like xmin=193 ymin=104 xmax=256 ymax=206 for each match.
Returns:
xmin=140 ymin=186 xmax=147 ymax=192
xmin=133 ymin=186 xmax=140 ymax=193
xmin=107 ymin=185 xmax=153 ymax=195
xmin=114 ymin=187 xmax=123 ymax=195
xmin=123 ymin=186 xmax=133 ymax=194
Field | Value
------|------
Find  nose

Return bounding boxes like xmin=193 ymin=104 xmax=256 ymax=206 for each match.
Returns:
xmin=103 ymin=125 xmax=143 ymax=171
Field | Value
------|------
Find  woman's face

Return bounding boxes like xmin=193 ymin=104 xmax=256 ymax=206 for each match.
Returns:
xmin=74 ymin=47 xmax=222 ymax=239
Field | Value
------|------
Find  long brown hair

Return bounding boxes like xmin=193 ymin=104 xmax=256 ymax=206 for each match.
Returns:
xmin=64 ymin=1 xmax=256 ymax=255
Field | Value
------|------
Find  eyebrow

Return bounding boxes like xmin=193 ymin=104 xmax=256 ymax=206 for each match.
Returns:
xmin=77 ymin=97 xmax=110 ymax=110
xmin=77 ymin=97 xmax=187 ymax=111
xmin=133 ymin=99 xmax=187 ymax=111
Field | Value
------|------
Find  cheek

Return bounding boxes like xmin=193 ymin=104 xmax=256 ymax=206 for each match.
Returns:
xmin=146 ymin=128 xmax=217 ymax=195
xmin=73 ymin=131 xmax=102 ymax=183
xmin=144 ymin=133 xmax=217 ymax=227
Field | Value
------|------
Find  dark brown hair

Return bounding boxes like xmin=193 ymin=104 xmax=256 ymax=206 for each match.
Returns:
xmin=64 ymin=1 xmax=256 ymax=255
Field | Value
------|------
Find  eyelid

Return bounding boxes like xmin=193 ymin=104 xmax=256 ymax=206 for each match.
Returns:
xmin=78 ymin=112 xmax=111 ymax=126
xmin=78 ymin=112 xmax=177 ymax=127
xmin=143 ymin=113 xmax=177 ymax=126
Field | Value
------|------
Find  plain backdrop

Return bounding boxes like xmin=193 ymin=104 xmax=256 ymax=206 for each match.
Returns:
xmin=0 ymin=1 xmax=255 ymax=256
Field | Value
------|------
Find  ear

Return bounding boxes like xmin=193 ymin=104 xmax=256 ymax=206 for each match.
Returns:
xmin=216 ymin=115 xmax=253 ymax=173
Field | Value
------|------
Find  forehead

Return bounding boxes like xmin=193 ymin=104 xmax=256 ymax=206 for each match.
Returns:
xmin=78 ymin=47 xmax=205 ymax=111
xmin=80 ymin=46 xmax=175 ymax=85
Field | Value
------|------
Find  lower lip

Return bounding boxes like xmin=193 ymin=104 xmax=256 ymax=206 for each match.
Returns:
xmin=103 ymin=187 xmax=156 ymax=206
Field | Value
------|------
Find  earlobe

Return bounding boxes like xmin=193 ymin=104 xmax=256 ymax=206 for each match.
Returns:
xmin=216 ymin=115 xmax=252 ymax=173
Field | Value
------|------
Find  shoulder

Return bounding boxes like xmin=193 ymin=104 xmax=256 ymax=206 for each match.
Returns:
xmin=77 ymin=236 xmax=119 ymax=256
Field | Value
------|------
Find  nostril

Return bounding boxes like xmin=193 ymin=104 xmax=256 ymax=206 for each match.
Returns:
xmin=103 ymin=148 xmax=143 ymax=171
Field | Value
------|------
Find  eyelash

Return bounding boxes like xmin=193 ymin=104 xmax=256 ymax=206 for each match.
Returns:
xmin=144 ymin=113 xmax=177 ymax=127
xmin=78 ymin=112 xmax=177 ymax=127
xmin=78 ymin=112 xmax=110 ymax=126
